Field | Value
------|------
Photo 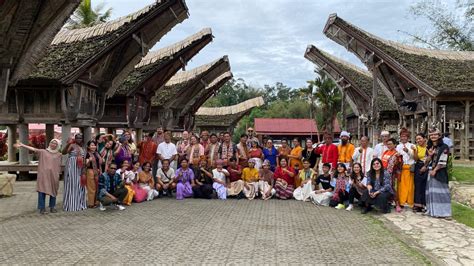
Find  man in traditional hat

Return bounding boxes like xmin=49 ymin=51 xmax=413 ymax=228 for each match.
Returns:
xmin=373 ymin=130 xmax=390 ymax=159
xmin=337 ymin=131 xmax=354 ymax=169
xmin=396 ymin=128 xmax=416 ymax=209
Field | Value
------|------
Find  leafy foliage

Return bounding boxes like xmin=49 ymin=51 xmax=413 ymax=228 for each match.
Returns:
xmin=67 ymin=0 xmax=112 ymax=29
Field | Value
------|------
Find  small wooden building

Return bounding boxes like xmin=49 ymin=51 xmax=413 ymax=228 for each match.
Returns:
xmin=304 ymin=45 xmax=399 ymax=142
xmin=148 ymin=56 xmax=231 ymax=131
xmin=254 ymin=118 xmax=320 ymax=143
xmin=194 ymin=96 xmax=265 ymax=133
xmin=324 ymin=14 xmax=474 ymax=159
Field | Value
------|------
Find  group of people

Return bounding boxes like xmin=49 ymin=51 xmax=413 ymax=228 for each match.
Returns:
xmin=16 ymin=126 xmax=452 ymax=219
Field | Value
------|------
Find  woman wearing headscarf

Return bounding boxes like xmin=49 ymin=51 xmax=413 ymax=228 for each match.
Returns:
xmin=62 ymin=133 xmax=87 ymax=212
xmin=15 ymin=139 xmax=62 ymax=214
xmin=422 ymin=128 xmax=451 ymax=218
xmin=114 ymin=134 xmax=132 ymax=169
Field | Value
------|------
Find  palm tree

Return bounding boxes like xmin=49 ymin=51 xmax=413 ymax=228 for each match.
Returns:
xmin=305 ymin=69 xmax=341 ymax=133
xmin=67 ymin=0 xmax=112 ymax=29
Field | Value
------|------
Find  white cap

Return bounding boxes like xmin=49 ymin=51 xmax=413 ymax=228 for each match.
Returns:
xmin=380 ymin=130 xmax=390 ymax=136
xmin=340 ymin=131 xmax=350 ymax=138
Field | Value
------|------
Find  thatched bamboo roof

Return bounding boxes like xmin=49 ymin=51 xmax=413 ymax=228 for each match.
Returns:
xmin=195 ymin=97 xmax=264 ymax=127
xmin=151 ymin=56 xmax=230 ymax=108
xmin=0 ymin=0 xmax=81 ymax=86
xmin=115 ymin=28 xmax=213 ymax=96
xmin=28 ymin=0 xmax=188 ymax=85
xmin=324 ymin=14 xmax=474 ymax=97
xmin=304 ymin=45 xmax=395 ymax=112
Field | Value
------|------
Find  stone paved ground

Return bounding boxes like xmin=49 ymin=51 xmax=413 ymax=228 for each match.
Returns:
xmin=0 ymin=182 xmax=427 ymax=264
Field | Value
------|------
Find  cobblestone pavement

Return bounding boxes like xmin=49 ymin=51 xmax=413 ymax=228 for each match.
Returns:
xmin=383 ymin=210 xmax=474 ymax=265
xmin=0 ymin=182 xmax=427 ymax=264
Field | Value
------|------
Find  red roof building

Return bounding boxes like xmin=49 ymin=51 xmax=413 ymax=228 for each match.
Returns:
xmin=254 ymin=118 xmax=319 ymax=136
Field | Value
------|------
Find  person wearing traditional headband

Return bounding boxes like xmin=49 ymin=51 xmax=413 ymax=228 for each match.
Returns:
xmin=15 ymin=139 xmax=62 ymax=214
xmin=422 ymin=128 xmax=451 ymax=218
xmin=396 ymin=128 xmax=415 ymax=210
xmin=62 ymin=133 xmax=87 ymax=212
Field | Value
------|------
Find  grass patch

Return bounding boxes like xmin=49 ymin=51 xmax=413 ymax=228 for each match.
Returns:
xmin=452 ymin=166 xmax=474 ymax=183
xmin=452 ymin=202 xmax=474 ymax=228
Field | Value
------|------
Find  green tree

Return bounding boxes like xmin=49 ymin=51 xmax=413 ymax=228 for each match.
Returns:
xmin=203 ymin=78 xmax=262 ymax=107
xmin=405 ymin=0 xmax=473 ymax=51
xmin=67 ymin=0 xmax=112 ymax=29
xmin=305 ymin=69 xmax=341 ymax=133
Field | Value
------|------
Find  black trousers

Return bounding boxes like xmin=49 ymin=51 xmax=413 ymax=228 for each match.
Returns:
xmin=360 ymin=190 xmax=392 ymax=213
xmin=192 ymin=184 xmax=213 ymax=199
xmin=414 ymin=161 xmax=428 ymax=206
xmin=329 ymin=190 xmax=348 ymax=207
xmin=99 ymin=187 xmax=128 ymax=205
xmin=348 ymin=187 xmax=363 ymax=204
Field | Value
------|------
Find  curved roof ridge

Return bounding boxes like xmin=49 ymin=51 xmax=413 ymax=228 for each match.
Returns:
xmin=165 ymin=55 xmax=228 ymax=87
xmin=196 ymin=96 xmax=264 ymax=116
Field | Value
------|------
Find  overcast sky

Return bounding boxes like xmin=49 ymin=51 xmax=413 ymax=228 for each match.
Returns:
xmin=100 ymin=0 xmax=434 ymax=89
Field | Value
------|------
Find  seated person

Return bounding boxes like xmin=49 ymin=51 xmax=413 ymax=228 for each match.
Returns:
xmin=258 ymin=160 xmax=275 ymax=200
xmin=193 ymin=157 xmax=214 ymax=199
xmin=346 ymin=163 xmax=367 ymax=211
xmin=241 ymin=158 xmax=260 ymax=199
xmin=293 ymin=159 xmax=316 ymax=201
xmin=175 ymin=159 xmax=195 ymax=200
xmin=156 ymin=159 xmax=176 ymax=197
xmin=97 ymin=163 xmax=127 ymax=211
xmin=138 ymin=162 xmax=159 ymax=201
xmin=360 ymin=158 xmax=394 ymax=214
xmin=329 ymin=163 xmax=350 ymax=209
xmin=212 ymin=160 xmax=229 ymax=200
xmin=309 ymin=163 xmax=334 ymax=206
xmin=226 ymin=157 xmax=245 ymax=198
xmin=274 ymin=158 xmax=295 ymax=199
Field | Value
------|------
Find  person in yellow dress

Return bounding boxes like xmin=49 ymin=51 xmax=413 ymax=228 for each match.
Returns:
xmin=241 ymin=159 xmax=260 ymax=199
xmin=288 ymin=138 xmax=303 ymax=187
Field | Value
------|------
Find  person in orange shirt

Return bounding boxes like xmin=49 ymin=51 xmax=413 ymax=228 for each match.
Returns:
xmin=337 ymin=131 xmax=354 ymax=169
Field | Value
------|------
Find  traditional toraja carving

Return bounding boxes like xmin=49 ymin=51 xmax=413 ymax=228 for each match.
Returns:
xmin=323 ymin=13 xmax=474 ymax=159
xmin=0 ymin=0 xmax=81 ymax=103
xmin=195 ymin=97 xmax=264 ymax=133
xmin=98 ymin=28 xmax=214 ymax=128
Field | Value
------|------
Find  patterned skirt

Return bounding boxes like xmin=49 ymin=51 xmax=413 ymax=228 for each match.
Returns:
xmin=274 ymin=181 xmax=294 ymax=199
xmin=425 ymin=175 xmax=451 ymax=217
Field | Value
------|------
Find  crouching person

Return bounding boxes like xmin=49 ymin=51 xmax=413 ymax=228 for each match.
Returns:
xmin=98 ymin=163 xmax=127 ymax=211
xmin=360 ymin=158 xmax=394 ymax=214
xmin=258 ymin=160 xmax=275 ymax=200
xmin=293 ymin=159 xmax=316 ymax=201
xmin=309 ymin=163 xmax=334 ymax=206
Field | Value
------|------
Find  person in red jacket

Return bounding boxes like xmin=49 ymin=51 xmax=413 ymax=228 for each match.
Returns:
xmin=316 ymin=133 xmax=338 ymax=173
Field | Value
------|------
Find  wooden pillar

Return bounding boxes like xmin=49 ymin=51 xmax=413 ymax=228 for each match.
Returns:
xmin=341 ymin=90 xmax=346 ymax=129
xmin=449 ymin=119 xmax=456 ymax=158
xmin=410 ymin=117 xmax=415 ymax=143
xmin=45 ymin=124 xmax=54 ymax=144
xmin=61 ymin=123 xmax=71 ymax=164
xmin=18 ymin=123 xmax=29 ymax=164
xmin=136 ymin=128 xmax=143 ymax=143
xmin=7 ymin=125 xmax=17 ymax=162
xmin=464 ymin=100 xmax=470 ymax=161
xmin=81 ymin=127 xmax=92 ymax=144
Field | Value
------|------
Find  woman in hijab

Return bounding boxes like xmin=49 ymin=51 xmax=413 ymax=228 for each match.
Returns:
xmin=15 ymin=139 xmax=62 ymax=214
xmin=62 ymin=133 xmax=87 ymax=212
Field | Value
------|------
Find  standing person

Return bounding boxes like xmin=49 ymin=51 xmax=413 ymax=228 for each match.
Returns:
xmin=273 ymin=158 xmax=295 ymax=199
xmin=396 ymin=128 xmax=415 ymax=209
xmin=137 ymin=132 xmax=157 ymax=167
xmin=62 ymin=133 xmax=87 ymax=212
xmin=423 ymin=128 xmax=451 ymax=218
xmin=241 ymin=159 xmax=260 ymax=199
xmin=114 ymin=135 xmax=132 ymax=169
xmin=262 ymin=139 xmax=278 ymax=171
xmin=373 ymin=131 xmax=390 ymax=159
xmin=218 ymin=132 xmax=225 ymax=144
xmin=413 ymin=133 xmax=428 ymax=212
xmin=288 ymin=138 xmax=303 ymax=182
xmin=192 ymin=158 xmax=214 ymax=199
xmin=277 ymin=139 xmax=291 ymax=165
xmin=156 ymin=159 xmax=176 ymax=197
xmin=226 ymin=157 xmax=245 ymax=198
xmin=248 ymin=140 xmax=264 ymax=170
xmin=337 ymin=131 xmax=354 ymax=170
xmin=124 ymin=130 xmax=138 ymax=162
xmin=206 ymin=133 xmax=220 ymax=168
xmin=175 ymin=159 xmax=195 ymax=200
xmin=212 ymin=160 xmax=229 ymax=200
xmin=15 ymin=139 xmax=62 ymax=214
xmin=138 ymin=162 xmax=159 ymax=201
xmin=236 ymin=134 xmax=250 ymax=167
xmin=360 ymin=158 xmax=393 ymax=214
xmin=346 ymin=163 xmax=367 ymax=211
xmin=187 ymin=135 xmax=204 ymax=168
xmin=309 ymin=163 xmax=334 ymax=206
xmin=329 ymin=163 xmax=350 ymax=209
xmin=293 ymin=159 xmax=317 ymax=201
xmin=157 ymin=131 xmax=178 ymax=171
xmin=99 ymin=135 xmax=115 ymax=173
xmin=442 ymin=132 xmax=454 ymax=181
xmin=200 ymin=130 xmax=210 ymax=150
xmin=95 ymin=133 xmax=105 ymax=153
xmin=302 ymin=138 xmax=319 ymax=171
xmin=218 ymin=132 xmax=236 ymax=166
xmin=258 ymin=160 xmax=275 ymax=200
xmin=352 ymin=136 xmax=374 ymax=174
xmin=315 ymin=133 xmax=338 ymax=173
xmin=246 ymin=127 xmax=259 ymax=148
xmin=97 ymin=163 xmax=127 ymax=211
xmin=177 ymin=130 xmax=190 ymax=166
xmin=152 ymin=127 xmax=165 ymax=178
xmin=381 ymin=138 xmax=403 ymax=212
xmin=85 ymin=140 xmax=102 ymax=208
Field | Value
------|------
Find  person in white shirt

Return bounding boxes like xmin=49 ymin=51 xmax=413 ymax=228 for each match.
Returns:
xmin=352 ymin=136 xmax=374 ymax=174
xmin=212 ymin=160 xmax=229 ymax=200
xmin=157 ymin=131 xmax=178 ymax=169
xmin=396 ymin=128 xmax=415 ymax=209
xmin=156 ymin=159 xmax=176 ymax=197
xmin=373 ymin=131 xmax=390 ymax=159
